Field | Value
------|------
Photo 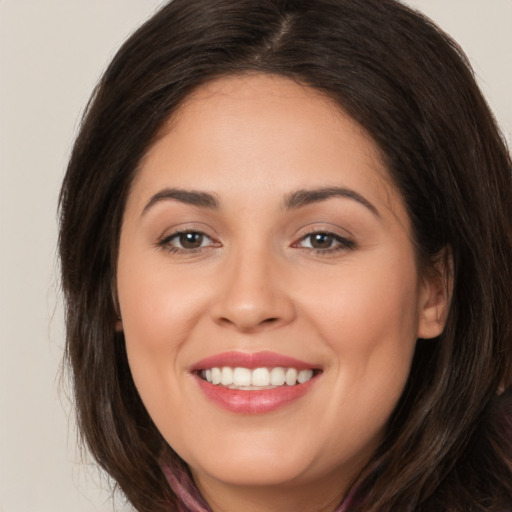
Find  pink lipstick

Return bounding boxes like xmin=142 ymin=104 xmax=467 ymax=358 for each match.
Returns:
xmin=191 ymin=351 xmax=321 ymax=414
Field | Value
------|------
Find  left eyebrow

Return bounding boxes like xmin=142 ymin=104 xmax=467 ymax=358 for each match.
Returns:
xmin=283 ymin=187 xmax=380 ymax=217
xmin=141 ymin=187 xmax=220 ymax=216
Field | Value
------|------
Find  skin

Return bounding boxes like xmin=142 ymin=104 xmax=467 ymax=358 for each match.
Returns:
xmin=117 ymin=74 xmax=450 ymax=512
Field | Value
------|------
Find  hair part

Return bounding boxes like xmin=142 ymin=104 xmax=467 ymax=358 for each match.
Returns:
xmin=59 ymin=1 xmax=512 ymax=510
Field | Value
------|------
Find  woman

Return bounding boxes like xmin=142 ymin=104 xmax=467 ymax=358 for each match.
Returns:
xmin=58 ymin=0 xmax=512 ymax=510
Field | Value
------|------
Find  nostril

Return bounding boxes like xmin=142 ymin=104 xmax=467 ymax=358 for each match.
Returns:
xmin=216 ymin=315 xmax=281 ymax=332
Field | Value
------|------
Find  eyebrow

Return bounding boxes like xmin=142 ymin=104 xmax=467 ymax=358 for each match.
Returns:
xmin=141 ymin=185 xmax=379 ymax=217
xmin=142 ymin=188 xmax=220 ymax=215
xmin=283 ymin=187 xmax=380 ymax=216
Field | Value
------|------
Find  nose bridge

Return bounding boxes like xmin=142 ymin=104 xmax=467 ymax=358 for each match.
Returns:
xmin=211 ymin=239 xmax=295 ymax=332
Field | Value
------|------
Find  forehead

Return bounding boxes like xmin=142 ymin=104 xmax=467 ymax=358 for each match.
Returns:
xmin=129 ymin=73 xmax=404 ymax=223
xmin=167 ymin=74 xmax=383 ymax=167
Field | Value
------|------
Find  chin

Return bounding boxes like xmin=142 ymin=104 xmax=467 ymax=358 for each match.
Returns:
xmin=185 ymin=443 xmax=318 ymax=488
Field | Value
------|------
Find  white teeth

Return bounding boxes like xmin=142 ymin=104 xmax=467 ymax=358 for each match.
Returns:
xmin=233 ymin=367 xmax=252 ymax=387
xmin=201 ymin=366 xmax=316 ymax=388
xmin=221 ymin=367 xmax=233 ymax=386
xmin=270 ymin=367 xmax=286 ymax=386
xmin=298 ymin=369 xmax=314 ymax=384
xmin=211 ymin=367 xmax=221 ymax=385
xmin=251 ymin=367 xmax=270 ymax=386
xmin=285 ymin=368 xmax=298 ymax=386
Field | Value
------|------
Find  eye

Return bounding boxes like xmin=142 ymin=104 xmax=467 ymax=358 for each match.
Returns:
xmin=159 ymin=230 xmax=217 ymax=252
xmin=295 ymin=231 xmax=355 ymax=253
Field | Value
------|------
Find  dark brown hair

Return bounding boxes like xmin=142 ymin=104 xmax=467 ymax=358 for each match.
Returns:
xmin=59 ymin=1 xmax=512 ymax=510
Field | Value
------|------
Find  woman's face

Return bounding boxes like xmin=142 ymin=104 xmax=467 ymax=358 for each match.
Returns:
xmin=117 ymin=74 xmax=447 ymax=507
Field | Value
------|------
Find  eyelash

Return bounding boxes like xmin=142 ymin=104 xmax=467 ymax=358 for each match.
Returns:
xmin=157 ymin=230 xmax=355 ymax=256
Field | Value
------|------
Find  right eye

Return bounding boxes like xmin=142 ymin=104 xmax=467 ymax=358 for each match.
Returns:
xmin=159 ymin=230 xmax=216 ymax=253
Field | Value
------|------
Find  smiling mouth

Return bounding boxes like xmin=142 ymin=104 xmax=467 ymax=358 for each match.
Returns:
xmin=198 ymin=366 xmax=321 ymax=390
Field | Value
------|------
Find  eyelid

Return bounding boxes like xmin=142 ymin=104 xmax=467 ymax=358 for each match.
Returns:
xmin=293 ymin=223 xmax=354 ymax=242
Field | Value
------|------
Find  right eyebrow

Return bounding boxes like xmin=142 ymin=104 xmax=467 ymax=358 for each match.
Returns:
xmin=283 ymin=186 xmax=380 ymax=217
xmin=141 ymin=188 xmax=220 ymax=216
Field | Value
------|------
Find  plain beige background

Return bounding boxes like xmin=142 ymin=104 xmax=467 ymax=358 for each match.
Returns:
xmin=0 ymin=1 xmax=511 ymax=511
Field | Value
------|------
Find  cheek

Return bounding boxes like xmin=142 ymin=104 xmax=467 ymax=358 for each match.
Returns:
xmin=118 ymin=255 xmax=209 ymax=352
xmin=301 ymin=248 xmax=421 ymax=350
xmin=300 ymin=252 xmax=420 ymax=433
xmin=117 ymin=273 xmax=208 ymax=458
xmin=116 ymin=248 xmax=209 ymax=419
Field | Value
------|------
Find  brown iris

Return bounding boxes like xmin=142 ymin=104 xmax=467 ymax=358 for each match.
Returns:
xmin=178 ymin=232 xmax=204 ymax=249
xmin=309 ymin=233 xmax=335 ymax=249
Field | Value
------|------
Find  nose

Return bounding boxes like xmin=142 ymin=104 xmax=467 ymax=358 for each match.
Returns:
xmin=210 ymin=247 xmax=296 ymax=333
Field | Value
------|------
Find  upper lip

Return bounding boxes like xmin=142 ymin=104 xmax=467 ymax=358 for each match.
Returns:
xmin=190 ymin=351 xmax=320 ymax=371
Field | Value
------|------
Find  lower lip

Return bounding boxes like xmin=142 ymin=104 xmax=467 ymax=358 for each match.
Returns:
xmin=195 ymin=375 xmax=318 ymax=414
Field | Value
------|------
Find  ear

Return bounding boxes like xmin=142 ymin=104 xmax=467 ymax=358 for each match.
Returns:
xmin=417 ymin=247 xmax=453 ymax=339
xmin=115 ymin=318 xmax=124 ymax=332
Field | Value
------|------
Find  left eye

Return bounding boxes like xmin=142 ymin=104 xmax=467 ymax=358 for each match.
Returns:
xmin=297 ymin=232 xmax=354 ymax=251
xmin=162 ymin=231 xmax=213 ymax=250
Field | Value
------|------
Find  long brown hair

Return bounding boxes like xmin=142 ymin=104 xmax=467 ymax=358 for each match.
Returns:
xmin=59 ymin=1 xmax=512 ymax=510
